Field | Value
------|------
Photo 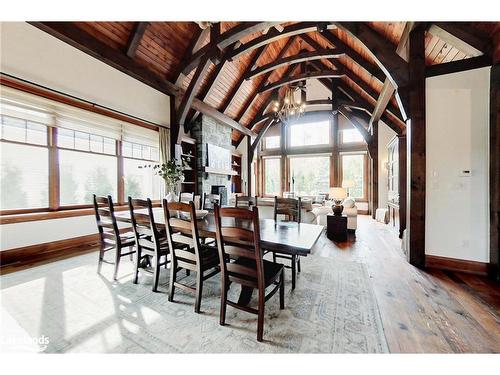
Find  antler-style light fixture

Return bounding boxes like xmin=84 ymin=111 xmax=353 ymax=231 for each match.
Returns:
xmin=272 ymin=87 xmax=306 ymax=125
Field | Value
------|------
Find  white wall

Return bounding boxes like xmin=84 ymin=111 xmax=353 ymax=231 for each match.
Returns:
xmin=425 ymin=67 xmax=490 ymax=263
xmin=0 ymin=22 xmax=171 ymax=251
xmin=378 ymin=121 xmax=396 ymax=209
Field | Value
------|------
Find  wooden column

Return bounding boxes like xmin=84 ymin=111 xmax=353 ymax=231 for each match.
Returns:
xmin=169 ymin=94 xmax=179 ymax=158
xmin=398 ymin=134 xmax=407 ymax=239
xmin=406 ymin=25 xmax=426 ymax=268
xmin=246 ymin=135 xmax=252 ymax=196
xmin=370 ymin=121 xmax=379 ymax=219
xmin=331 ymin=112 xmax=340 ymax=187
xmin=489 ymin=63 xmax=500 ymax=281
xmin=280 ymin=122 xmax=287 ymax=195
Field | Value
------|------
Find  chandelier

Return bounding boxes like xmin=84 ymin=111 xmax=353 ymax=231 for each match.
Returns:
xmin=272 ymin=87 xmax=306 ymax=124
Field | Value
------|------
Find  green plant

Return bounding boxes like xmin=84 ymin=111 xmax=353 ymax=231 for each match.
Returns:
xmin=140 ymin=159 xmax=187 ymax=193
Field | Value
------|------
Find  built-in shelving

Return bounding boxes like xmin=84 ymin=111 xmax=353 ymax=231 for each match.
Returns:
xmin=180 ymin=136 xmax=197 ymax=195
xmin=231 ymin=152 xmax=242 ymax=193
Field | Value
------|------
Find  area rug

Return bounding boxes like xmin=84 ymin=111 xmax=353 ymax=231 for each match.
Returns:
xmin=0 ymin=250 xmax=388 ymax=353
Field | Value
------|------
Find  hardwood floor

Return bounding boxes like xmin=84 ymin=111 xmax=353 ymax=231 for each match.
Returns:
xmin=314 ymin=215 xmax=499 ymax=353
xmin=1 ymin=215 xmax=498 ymax=352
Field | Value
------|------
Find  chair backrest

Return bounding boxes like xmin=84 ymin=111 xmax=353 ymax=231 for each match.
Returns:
xmin=179 ymin=192 xmax=194 ymax=203
xmin=163 ymin=199 xmax=203 ymax=270
xmin=235 ymin=195 xmax=258 ymax=208
xmin=274 ymin=196 xmax=301 ymax=223
xmin=93 ymin=195 xmax=121 ymax=245
xmin=202 ymin=193 xmax=220 ymax=211
xmin=214 ymin=205 xmax=264 ymax=291
xmin=128 ymin=197 xmax=162 ymax=253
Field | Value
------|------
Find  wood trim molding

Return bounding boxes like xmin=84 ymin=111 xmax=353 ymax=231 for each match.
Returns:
xmin=0 ymin=233 xmax=100 ymax=274
xmin=426 ymin=255 xmax=489 ymax=276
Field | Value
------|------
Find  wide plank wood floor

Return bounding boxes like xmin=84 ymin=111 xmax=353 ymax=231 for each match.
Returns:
xmin=1 ymin=215 xmax=499 ymax=353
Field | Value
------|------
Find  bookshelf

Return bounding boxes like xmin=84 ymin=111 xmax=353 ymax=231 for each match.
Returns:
xmin=180 ymin=136 xmax=197 ymax=195
xmin=231 ymin=152 xmax=242 ymax=194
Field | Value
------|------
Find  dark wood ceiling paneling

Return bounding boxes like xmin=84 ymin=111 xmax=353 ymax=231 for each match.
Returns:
xmin=47 ymin=21 xmax=500 ymax=144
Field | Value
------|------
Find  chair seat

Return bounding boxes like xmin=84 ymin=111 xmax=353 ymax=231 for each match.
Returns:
xmin=234 ymin=257 xmax=283 ymax=288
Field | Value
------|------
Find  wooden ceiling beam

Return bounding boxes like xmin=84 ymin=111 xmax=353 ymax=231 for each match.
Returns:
xmin=178 ymin=53 xmax=212 ymax=128
xmin=182 ymin=22 xmax=279 ymax=74
xmin=234 ymin=36 xmax=297 ymax=122
xmin=425 ymin=54 xmax=492 ymax=77
xmin=29 ymin=22 xmax=257 ymax=138
xmin=245 ymin=48 xmax=345 ymax=80
xmin=258 ymin=69 xmax=345 ymax=94
xmin=369 ymin=22 xmax=415 ymax=127
xmin=174 ymin=26 xmax=207 ymax=85
xmin=334 ymin=22 xmax=409 ymax=88
xmin=228 ymin=22 xmax=337 ymax=62
xmin=125 ymin=22 xmax=149 ymax=58
xmin=338 ymin=107 xmax=372 ymax=144
xmin=428 ymin=22 xmax=492 ymax=57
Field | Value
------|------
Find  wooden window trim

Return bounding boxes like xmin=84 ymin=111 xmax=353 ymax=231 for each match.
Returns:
xmin=339 ymin=152 xmax=369 ymax=202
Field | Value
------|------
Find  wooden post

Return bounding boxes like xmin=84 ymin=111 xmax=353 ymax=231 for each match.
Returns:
xmin=246 ymin=135 xmax=252 ymax=196
xmin=398 ymin=134 xmax=407 ymax=239
xmin=169 ymin=95 xmax=179 ymax=159
xmin=331 ymin=112 xmax=339 ymax=187
xmin=370 ymin=121 xmax=379 ymax=219
xmin=489 ymin=63 xmax=500 ymax=281
xmin=406 ymin=25 xmax=426 ymax=268
xmin=280 ymin=122 xmax=287 ymax=196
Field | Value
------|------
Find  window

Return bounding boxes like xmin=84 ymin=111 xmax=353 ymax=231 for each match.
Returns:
xmin=289 ymin=155 xmax=330 ymax=196
xmin=123 ymin=142 xmax=161 ymax=200
xmin=341 ymin=128 xmax=364 ymax=144
xmin=341 ymin=153 xmax=366 ymax=199
xmin=289 ymin=118 xmax=330 ymax=147
xmin=263 ymin=157 xmax=281 ymax=196
xmin=1 ymin=116 xmax=49 ymax=210
xmin=264 ymin=135 xmax=280 ymax=150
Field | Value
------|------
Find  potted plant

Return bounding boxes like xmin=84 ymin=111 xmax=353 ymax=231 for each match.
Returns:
xmin=140 ymin=159 xmax=187 ymax=201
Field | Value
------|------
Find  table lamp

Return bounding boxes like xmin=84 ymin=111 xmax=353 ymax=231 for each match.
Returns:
xmin=342 ymin=180 xmax=354 ymax=196
xmin=329 ymin=187 xmax=347 ymax=216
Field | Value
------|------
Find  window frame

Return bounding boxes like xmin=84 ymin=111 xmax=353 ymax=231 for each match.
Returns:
xmin=286 ymin=114 xmax=333 ymax=150
xmin=0 ymin=118 xmax=161 ymax=218
xmin=262 ymin=156 xmax=282 ymax=197
xmin=339 ymin=152 xmax=369 ymax=202
xmin=287 ymin=153 xmax=332 ymax=197
xmin=340 ymin=127 xmax=365 ymax=145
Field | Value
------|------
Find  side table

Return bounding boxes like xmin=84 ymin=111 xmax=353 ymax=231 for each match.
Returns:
xmin=326 ymin=214 xmax=348 ymax=242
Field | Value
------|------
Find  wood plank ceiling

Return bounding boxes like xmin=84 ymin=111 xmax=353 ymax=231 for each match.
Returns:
xmin=57 ymin=22 xmax=499 ymax=143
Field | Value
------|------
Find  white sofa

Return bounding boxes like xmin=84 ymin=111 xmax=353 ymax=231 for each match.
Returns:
xmin=312 ymin=198 xmax=358 ymax=230
xmin=256 ymin=198 xmax=317 ymax=224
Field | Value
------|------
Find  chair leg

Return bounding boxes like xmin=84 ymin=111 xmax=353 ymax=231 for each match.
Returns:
xmin=152 ymin=256 xmax=160 ymax=292
xmin=220 ymin=279 xmax=228 ymax=326
xmin=291 ymin=255 xmax=296 ymax=290
xmin=257 ymin=300 xmax=265 ymax=342
xmin=97 ymin=245 xmax=104 ymax=274
xmin=297 ymin=256 xmax=301 ymax=273
xmin=168 ymin=261 xmax=176 ymax=302
xmin=272 ymin=252 xmax=276 ymax=263
xmin=194 ymin=270 xmax=203 ymax=313
xmin=186 ymin=269 xmax=190 ymax=276
xmin=129 ymin=246 xmax=134 ymax=261
xmin=279 ymin=271 xmax=285 ymax=310
xmin=133 ymin=248 xmax=141 ymax=284
xmin=113 ymin=246 xmax=121 ymax=281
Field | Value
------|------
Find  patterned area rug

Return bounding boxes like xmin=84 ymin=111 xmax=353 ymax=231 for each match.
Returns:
xmin=0 ymin=251 xmax=388 ymax=353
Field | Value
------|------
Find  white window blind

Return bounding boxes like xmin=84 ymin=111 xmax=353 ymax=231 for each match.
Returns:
xmin=0 ymin=86 xmax=158 ymax=146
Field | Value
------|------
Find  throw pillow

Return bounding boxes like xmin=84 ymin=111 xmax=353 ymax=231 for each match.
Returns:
xmin=343 ymin=197 xmax=356 ymax=208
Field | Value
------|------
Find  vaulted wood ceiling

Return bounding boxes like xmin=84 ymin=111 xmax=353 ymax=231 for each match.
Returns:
xmin=32 ymin=21 xmax=499 ymax=145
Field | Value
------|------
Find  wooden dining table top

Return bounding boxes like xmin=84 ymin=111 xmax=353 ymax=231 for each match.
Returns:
xmin=115 ymin=208 xmax=323 ymax=256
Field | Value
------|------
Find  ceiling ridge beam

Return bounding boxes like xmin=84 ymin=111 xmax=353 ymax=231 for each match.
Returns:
xmin=126 ymin=22 xmax=149 ymax=58
xmin=245 ymin=47 xmax=345 ymax=80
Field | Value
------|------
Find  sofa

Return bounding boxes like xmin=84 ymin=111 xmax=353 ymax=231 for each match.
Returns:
xmin=312 ymin=197 xmax=358 ymax=230
xmin=255 ymin=198 xmax=317 ymax=224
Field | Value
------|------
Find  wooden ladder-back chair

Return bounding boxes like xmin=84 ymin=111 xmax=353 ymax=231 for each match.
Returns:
xmin=214 ymin=204 xmax=285 ymax=342
xmin=179 ymin=192 xmax=194 ymax=203
xmin=128 ymin=197 xmax=170 ymax=292
xmin=201 ymin=193 xmax=220 ymax=211
xmin=273 ymin=196 xmax=302 ymax=289
xmin=163 ymin=199 xmax=220 ymax=313
xmin=94 ymin=195 xmax=135 ymax=280
xmin=235 ymin=195 xmax=258 ymax=208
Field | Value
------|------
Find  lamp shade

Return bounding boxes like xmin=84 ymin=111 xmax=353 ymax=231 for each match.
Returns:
xmin=342 ymin=180 xmax=354 ymax=188
xmin=329 ymin=187 xmax=347 ymax=200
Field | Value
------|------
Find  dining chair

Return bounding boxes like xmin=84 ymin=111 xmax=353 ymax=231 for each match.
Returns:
xmin=235 ymin=195 xmax=258 ymax=208
xmin=128 ymin=197 xmax=170 ymax=292
xmin=178 ymin=192 xmax=194 ymax=203
xmin=273 ymin=196 xmax=302 ymax=290
xmin=201 ymin=193 xmax=220 ymax=211
xmin=163 ymin=199 xmax=220 ymax=313
xmin=214 ymin=204 xmax=285 ymax=342
xmin=93 ymin=195 xmax=136 ymax=280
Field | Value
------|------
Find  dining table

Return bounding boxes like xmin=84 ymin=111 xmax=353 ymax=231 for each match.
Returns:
xmin=115 ymin=207 xmax=324 ymax=304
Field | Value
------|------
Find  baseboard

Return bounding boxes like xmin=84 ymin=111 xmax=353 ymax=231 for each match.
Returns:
xmin=0 ymin=233 xmax=101 ymax=274
xmin=425 ymin=255 xmax=489 ymax=276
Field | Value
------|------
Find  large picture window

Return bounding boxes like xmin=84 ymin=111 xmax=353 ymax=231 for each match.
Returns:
xmin=289 ymin=155 xmax=330 ymax=196
xmin=263 ymin=157 xmax=281 ymax=196
xmin=123 ymin=141 xmax=161 ymax=200
xmin=341 ymin=153 xmax=366 ymax=199
xmin=341 ymin=128 xmax=364 ymax=144
xmin=289 ymin=118 xmax=330 ymax=147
